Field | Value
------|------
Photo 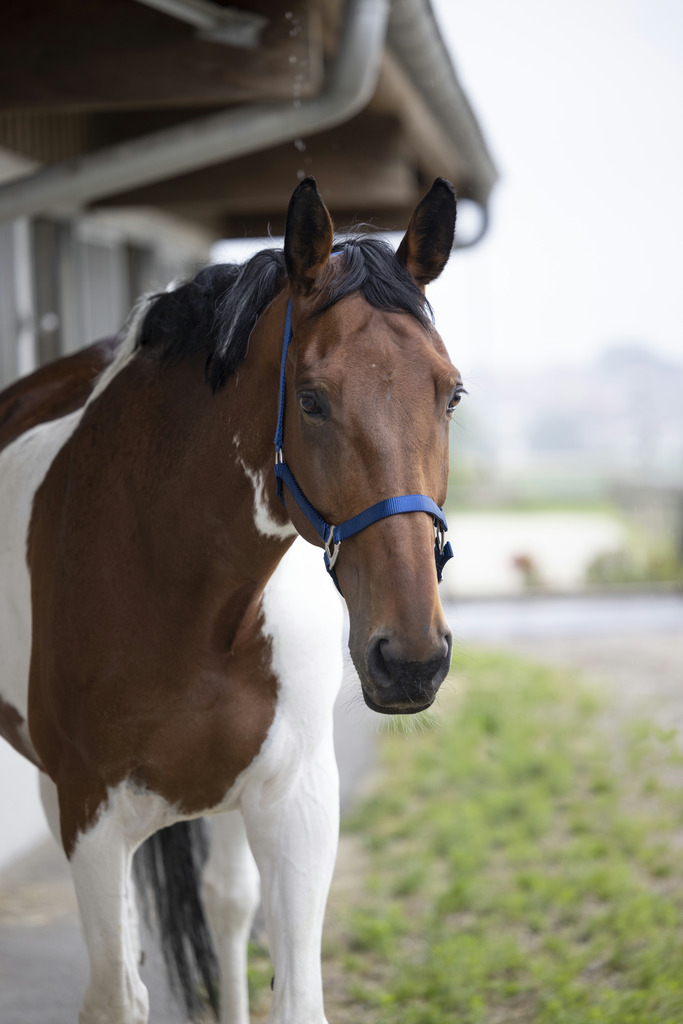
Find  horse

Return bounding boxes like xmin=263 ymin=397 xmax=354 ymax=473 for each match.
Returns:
xmin=0 ymin=176 xmax=461 ymax=1023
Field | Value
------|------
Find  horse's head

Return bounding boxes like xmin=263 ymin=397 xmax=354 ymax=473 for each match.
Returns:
xmin=279 ymin=178 xmax=461 ymax=714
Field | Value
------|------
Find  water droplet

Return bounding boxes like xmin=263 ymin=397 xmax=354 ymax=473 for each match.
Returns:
xmin=285 ymin=11 xmax=293 ymax=18
xmin=294 ymin=138 xmax=306 ymax=152
xmin=289 ymin=55 xmax=297 ymax=64
xmin=40 ymin=312 xmax=60 ymax=333
xmin=297 ymin=169 xmax=306 ymax=180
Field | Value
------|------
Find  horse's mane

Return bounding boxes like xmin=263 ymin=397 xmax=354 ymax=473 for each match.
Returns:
xmin=137 ymin=236 xmax=433 ymax=391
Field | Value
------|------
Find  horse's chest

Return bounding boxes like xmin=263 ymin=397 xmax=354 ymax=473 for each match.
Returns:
xmin=135 ymin=645 xmax=281 ymax=815
xmin=32 ymin=620 xmax=280 ymax=813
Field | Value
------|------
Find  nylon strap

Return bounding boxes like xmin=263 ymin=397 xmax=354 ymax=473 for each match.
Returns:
xmin=333 ymin=494 xmax=446 ymax=545
xmin=274 ymin=460 xmax=331 ymax=544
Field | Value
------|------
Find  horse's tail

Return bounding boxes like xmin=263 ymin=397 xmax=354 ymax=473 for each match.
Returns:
xmin=133 ymin=819 xmax=220 ymax=1021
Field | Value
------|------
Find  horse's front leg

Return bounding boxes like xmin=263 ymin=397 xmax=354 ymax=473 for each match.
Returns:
xmin=241 ymin=737 xmax=340 ymax=1024
xmin=63 ymin=782 xmax=167 ymax=1024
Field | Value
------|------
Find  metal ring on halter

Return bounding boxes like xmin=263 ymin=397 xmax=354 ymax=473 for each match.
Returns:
xmin=324 ymin=530 xmax=341 ymax=569
xmin=434 ymin=520 xmax=446 ymax=555
xmin=275 ymin=449 xmax=283 ymax=465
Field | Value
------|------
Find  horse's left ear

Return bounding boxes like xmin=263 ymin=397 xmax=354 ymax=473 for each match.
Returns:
xmin=285 ymin=176 xmax=334 ymax=296
xmin=396 ymin=178 xmax=457 ymax=289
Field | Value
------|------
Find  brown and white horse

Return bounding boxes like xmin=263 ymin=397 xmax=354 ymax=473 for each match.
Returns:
xmin=0 ymin=177 xmax=461 ymax=1023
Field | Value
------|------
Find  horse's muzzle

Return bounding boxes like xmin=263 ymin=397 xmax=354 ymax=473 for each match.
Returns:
xmin=362 ymin=629 xmax=453 ymax=714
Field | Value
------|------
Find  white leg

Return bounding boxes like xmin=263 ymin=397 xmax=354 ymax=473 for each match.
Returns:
xmin=202 ymin=810 xmax=261 ymax=1024
xmin=67 ymin=784 xmax=169 ymax=1024
xmin=241 ymin=741 xmax=340 ymax=1024
xmin=43 ymin=772 xmax=145 ymax=982
xmin=71 ymin=835 xmax=148 ymax=1024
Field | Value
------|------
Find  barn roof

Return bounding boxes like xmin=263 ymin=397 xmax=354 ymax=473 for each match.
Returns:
xmin=0 ymin=0 xmax=497 ymax=241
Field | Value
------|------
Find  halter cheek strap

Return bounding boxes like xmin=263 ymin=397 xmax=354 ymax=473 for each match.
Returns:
xmin=273 ymin=298 xmax=453 ymax=593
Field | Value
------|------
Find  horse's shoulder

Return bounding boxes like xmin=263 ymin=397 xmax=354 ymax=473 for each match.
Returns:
xmin=0 ymin=338 xmax=120 ymax=455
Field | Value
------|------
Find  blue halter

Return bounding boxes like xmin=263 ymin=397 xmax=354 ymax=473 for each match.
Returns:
xmin=274 ymin=298 xmax=453 ymax=593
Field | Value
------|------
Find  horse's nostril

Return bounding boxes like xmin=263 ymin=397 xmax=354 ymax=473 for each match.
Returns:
xmin=366 ymin=635 xmax=394 ymax=689
xmin=365 ymin=630 xmax=452 ymax=695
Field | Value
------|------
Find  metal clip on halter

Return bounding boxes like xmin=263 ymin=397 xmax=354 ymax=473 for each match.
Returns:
xmin=273 ymin=299 xmax=454 ymax=592
xmin=324 ymin=529 xmax=341 ymax=570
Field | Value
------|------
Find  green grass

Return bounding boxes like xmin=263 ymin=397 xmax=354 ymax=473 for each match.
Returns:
xmin=334 ymin=651 xmax=683 ymax=1023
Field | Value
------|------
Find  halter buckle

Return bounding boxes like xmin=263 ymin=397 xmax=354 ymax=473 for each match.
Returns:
xmin=324 ymin=529 xmax=341 ymax=570
xmin=434 ymin=519 xmax=446 ymax=556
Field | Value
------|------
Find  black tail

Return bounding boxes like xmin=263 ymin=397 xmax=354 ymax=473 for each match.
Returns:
xmin=133 ymin=819 xmax=220 ymax=1021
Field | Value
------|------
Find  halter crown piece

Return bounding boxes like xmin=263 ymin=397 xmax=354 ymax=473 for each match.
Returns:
xmin=274 ymin=298 xmax=454 ymax=593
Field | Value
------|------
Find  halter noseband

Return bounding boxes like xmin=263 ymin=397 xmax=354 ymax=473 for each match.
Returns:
xmin=273 ymin=298 xmax=453 ymax=593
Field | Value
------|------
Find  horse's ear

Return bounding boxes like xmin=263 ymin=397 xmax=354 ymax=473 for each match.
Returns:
xmin=396 ymin=178 xmax=457 ymax=289
xmin=284 ymin=177 xmax=334 ymax=295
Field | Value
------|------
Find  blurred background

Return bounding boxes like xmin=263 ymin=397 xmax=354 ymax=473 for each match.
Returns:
xmin=0 ymin=0 xmax=682 ymax=995
xmin=432 ymin=0 xmax=683 ymax=602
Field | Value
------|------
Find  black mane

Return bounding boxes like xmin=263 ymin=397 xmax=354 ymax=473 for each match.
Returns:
xmin=137 ymin=236 xmax=433 ymax=391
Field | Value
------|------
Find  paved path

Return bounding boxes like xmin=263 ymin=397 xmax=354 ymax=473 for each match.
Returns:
xmin=447 ymin=593 xmax=683 ymax=734
xmin=446 ymin=592 xmax=683 ymax=639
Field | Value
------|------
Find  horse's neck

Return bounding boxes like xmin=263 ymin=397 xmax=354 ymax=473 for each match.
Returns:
xmin=86 ymin=301 xmax=293 ymax=646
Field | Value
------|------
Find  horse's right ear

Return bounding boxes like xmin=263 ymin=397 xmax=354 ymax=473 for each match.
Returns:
xmin=284 ymin=177 xmax=334 ymax=296
xmin=396 ymin=178 xmax=457 ymax=290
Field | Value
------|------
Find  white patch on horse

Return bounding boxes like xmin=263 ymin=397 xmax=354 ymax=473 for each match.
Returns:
xmin=0 ymin=297 xmax=154 ymax=729
xmin=87 ymin=292 xmax=155 ymax=407
xmin=0 ymin=410 xmax=81 ymax=718
xmin=238 ymin=457 xmax=297 ymax=540
xmin=0 ymin=293 xmax=151 ymax=721
xmin=252 ymin=539 xmax=343 ymax=799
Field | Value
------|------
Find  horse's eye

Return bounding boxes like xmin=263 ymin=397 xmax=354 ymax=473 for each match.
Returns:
xmin=298 ymin=391 xmax=327 ymax=420
xmin=447 ymin=387 xmax=466 ymax=414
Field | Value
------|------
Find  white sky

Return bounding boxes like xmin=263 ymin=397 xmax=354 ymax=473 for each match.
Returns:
xmin=428 ymin=0 xmax=683 ymax=375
